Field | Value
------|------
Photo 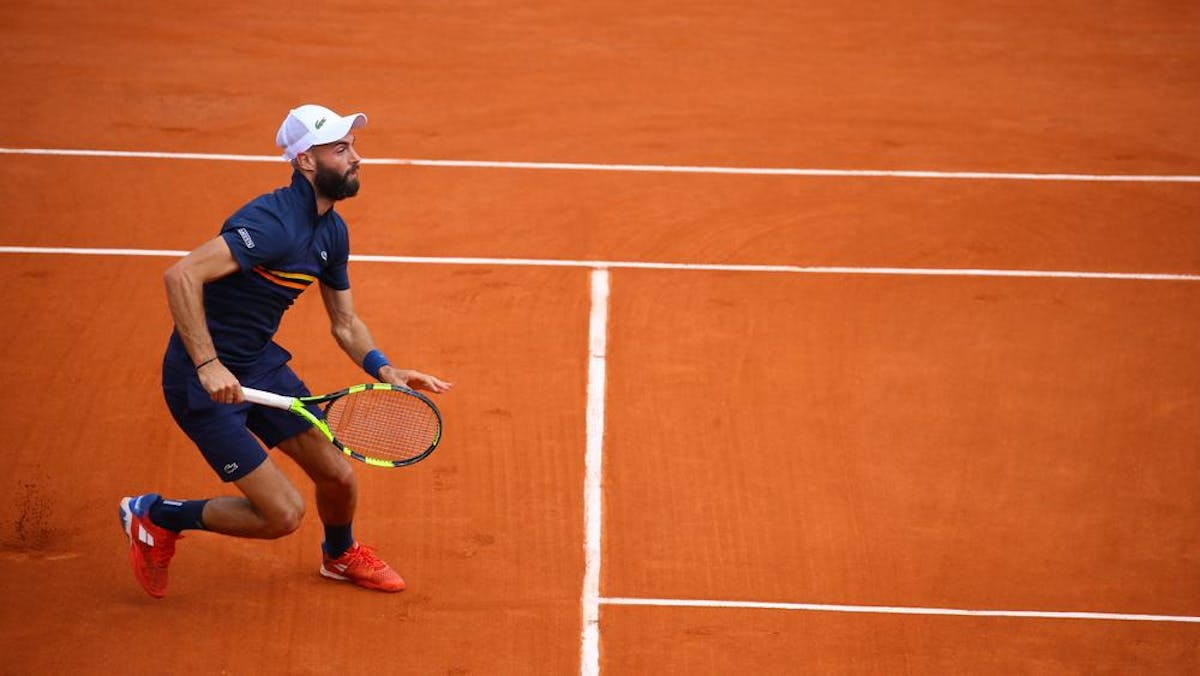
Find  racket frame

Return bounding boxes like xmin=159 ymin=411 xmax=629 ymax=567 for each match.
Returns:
xmin=241 ymin=383 xmax=442 ymax=467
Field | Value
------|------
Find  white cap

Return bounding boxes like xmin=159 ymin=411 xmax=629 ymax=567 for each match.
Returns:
xmin=275 ymin=104 xmax=368 ymax=161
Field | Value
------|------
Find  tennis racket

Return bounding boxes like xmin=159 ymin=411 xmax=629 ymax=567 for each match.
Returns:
xmin=241 ymin=383 xmax=442 ymax=467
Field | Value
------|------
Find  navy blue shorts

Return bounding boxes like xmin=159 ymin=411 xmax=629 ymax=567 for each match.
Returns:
xmin=162 ymin=347 xmax=323 ymax=482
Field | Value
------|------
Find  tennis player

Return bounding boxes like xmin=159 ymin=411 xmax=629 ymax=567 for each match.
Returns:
xmin=119 ymin=104 xmax=452 ymax=598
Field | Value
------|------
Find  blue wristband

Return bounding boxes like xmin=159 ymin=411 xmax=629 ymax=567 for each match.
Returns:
xmin=362 ymin=349 xmax=390 ymax=380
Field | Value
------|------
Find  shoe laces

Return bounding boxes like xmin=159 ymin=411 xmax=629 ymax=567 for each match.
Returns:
xmin=345 ymin=543 xmax=387 ymax=571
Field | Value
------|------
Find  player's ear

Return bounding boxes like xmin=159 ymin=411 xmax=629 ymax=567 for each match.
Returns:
xmin=294 ymin=151 xmax=317 ymax=173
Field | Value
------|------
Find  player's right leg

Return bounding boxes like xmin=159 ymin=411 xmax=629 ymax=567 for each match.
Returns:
xmin=121 ymin=351 xmax=306 ymax=598
xmin=119 ymin=459 xmax=306 ymax=599
xmin=160 ymin=347 xmax=307 ymax=539
xmin=202 ymin=458 xmax=305 ymax=539
xmin=119 ymin=460 xmax=305 ymax=598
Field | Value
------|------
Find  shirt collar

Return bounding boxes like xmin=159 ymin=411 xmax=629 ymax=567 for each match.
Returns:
xmin=289 ymin=169 xmax=329 ymax=224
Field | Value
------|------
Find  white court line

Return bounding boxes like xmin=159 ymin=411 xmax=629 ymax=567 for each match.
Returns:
xmin=0 ymin=247 xmax=191 ymax=257
xmin=2 ymin=146 xmax=1199 ymax=183
xmin=602 ymin=597 xmax=1200 ymax=624
xmin=581 ymin=269 xmax=609 ymax=676
xmin=0 ymin=147 xmax=280 ymax=163
xmin=1 ymin=246 xmax=1198 ymax=281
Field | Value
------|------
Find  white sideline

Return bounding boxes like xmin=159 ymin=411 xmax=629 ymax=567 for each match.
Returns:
xmin=581 ymin=269 xmax=609 ymax=676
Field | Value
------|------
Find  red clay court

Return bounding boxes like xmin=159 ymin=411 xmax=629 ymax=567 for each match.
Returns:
xmin=1 ymin=2 xmax=1198 ymax=674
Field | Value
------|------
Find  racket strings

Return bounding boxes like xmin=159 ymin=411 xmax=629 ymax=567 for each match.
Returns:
xmin=323 ymin=389 xmax=440 ymax=461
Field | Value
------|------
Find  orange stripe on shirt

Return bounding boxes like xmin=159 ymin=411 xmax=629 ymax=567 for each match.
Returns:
xmin=267 ymin=269 xmax=318 ymax=283
xmin=253 ymin=266 xmax=312 ymax=290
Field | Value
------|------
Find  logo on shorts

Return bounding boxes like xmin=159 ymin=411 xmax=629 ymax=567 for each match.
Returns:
xmin=237 ymin=227 xmax=255 ymax=249
xmin=223 ymin=463 xmax=239 ymax=474
xmin=320 ymin=250 xmax=328 ymax=261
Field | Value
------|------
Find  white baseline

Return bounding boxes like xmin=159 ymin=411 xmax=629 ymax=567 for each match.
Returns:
xmin=602 ymin=597 xmax=1200 ymax=624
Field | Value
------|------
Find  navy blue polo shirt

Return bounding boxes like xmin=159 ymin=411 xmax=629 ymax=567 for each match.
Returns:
xmin=169 ymin=170 xmax=351 ymax=373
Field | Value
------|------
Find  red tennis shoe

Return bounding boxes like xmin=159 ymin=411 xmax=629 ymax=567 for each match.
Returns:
xmin=118 ymin=493 xmax=180 ymax=599
xmin=320 ymin=542 xmax=406 ymax=592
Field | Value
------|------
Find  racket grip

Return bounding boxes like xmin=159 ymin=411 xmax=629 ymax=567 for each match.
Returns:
xmin=241 ymin=387 xmax=295 ymax=410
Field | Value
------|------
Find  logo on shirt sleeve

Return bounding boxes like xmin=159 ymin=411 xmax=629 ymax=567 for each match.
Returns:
xmin=236 ymin=227 xmax=256 ymax=249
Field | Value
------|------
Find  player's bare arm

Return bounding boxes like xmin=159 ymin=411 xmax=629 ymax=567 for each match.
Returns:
xmin=163 ymin=237 xmax=244 ymax=403
xmin=319 ymin=284 xmax=453 ymax=394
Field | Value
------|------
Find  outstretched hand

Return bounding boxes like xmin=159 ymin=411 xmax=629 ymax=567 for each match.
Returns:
xmin=379 ymin=366 xmax=454 ymax=394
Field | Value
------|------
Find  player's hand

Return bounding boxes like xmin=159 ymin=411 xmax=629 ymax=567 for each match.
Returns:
xmin=379 ymin=366 xmax=454 ymax=394
xmin=198 ymin=360 xmax=244 ymax=404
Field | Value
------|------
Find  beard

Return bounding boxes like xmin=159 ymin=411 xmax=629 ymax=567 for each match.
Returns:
xmin=313 ymin=160 xmax=361 ymax=201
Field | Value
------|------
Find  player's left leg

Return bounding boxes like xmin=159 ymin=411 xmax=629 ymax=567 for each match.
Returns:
xmin=276 ymin=426 xmax=357 ymax=542
xmin=247 ymin=362 xmax=404 ymax=591
xmin=276 ymin=427 xmax=406 ymax=592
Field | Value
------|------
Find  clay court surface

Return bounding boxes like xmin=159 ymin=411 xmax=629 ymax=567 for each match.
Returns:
xmin=1 ymin=2 xmax=1198 ymax=674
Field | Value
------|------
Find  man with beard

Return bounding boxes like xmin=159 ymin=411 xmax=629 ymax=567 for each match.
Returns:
xmin=118 ymin=104 xmax=452 ymax=598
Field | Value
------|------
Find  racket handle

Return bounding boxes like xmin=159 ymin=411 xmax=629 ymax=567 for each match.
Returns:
xmin=241 ymin=387 xmax=295 ymax=410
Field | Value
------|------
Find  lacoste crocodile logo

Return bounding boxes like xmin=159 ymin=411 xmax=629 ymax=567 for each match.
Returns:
xmin=314 ymin=117 xmax=327 ymax=130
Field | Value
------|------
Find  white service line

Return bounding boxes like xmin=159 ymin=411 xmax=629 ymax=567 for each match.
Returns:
xmin=581 ymin=268 xmax=610 ymax=676
xmin=2 ymin=146 xmax=1199 ymax=183
xmin=1 ymin=246 xmax=1197 ymax=281
xmin=601 ymin=597 xmax=1200 ymax=624
xmin=355 ymin=255 xmax=1200 ymax=281
xmin=372 ymin=158 xmax=1200 ymax=183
